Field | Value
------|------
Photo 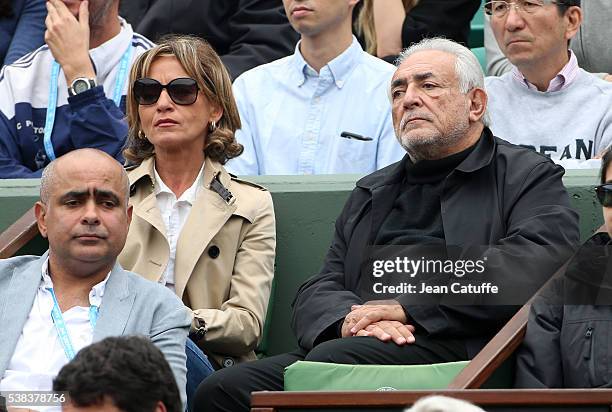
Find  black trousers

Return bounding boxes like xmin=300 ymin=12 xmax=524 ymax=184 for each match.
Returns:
xmin=193 ymin=335 xmax=468 ymax=412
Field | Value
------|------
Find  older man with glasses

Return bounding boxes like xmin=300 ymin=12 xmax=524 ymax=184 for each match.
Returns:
xmin=484 ymin=0 xmax=612 ymax=168
xmin=485 ymin=0 xmax=612 ymax=79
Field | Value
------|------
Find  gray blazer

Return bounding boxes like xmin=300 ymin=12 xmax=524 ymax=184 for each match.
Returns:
xmin=0 ymin=253 xmax=191 ymax=405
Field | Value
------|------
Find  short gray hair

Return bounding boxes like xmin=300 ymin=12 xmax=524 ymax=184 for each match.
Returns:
xmin=396 ymin=38 xmax=490 ymax=127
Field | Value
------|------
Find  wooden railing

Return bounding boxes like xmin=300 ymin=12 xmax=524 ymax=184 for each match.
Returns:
xmin=446 ymin=303 xmax=530 ymax=389
xmin=251 ymin=389 xmax=612 ymax=411
xmin=449 ymin=229 xmax=603 ymax=389
xmin=0 ymin=206 xmax=37 ymax=259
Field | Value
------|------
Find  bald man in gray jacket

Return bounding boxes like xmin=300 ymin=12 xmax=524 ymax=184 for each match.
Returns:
xmin=0 ymin=149 xmax=190 ymax=406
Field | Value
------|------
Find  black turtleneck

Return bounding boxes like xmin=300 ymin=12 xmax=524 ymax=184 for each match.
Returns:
xmin=375 ymin=144 xmax=477 ymax=246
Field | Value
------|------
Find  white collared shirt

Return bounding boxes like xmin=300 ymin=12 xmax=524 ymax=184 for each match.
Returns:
xmin=153 ymin=162 xmax=205 ymax=292
xmin=0 ymin=258 xmax=109 ymax=403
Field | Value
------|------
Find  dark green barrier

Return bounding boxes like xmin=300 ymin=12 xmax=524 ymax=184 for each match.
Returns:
xmin=0 ymin=171 xmax=602 ymax=357
xmin=469 ymin=0 xmax=485 ymax=48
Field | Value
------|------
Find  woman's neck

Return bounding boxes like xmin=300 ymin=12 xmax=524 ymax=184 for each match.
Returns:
xmin=154 ymin=151 xmax=205 ymax=198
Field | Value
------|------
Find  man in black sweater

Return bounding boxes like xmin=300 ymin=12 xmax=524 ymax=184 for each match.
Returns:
xmin=193 ymin=37 xmax=579 ymax=412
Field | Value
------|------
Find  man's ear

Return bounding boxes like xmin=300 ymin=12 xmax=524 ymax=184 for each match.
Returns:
xmin=468 ymin=88 xmax=488 ymax=123
xmin=154 ymin=400 xmax=167 ymax=412
xmin=35 ymin=201 xmax=49 ymax=238
xmin=127 ymin=204 xmax=133 ymax=227
xmin=564 ymin=6 xmax=583 ymax=41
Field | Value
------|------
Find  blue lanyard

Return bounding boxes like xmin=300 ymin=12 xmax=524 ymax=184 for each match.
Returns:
xmin=43 ymin=45 xmax=133 ymax=161
xmin=47 ymin=287 xmax=99 ymax=361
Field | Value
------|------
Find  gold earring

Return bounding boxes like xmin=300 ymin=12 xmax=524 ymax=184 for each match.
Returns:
xmin=138 ymin=130 xmax=146 ymax=139
xmin=209 ymin=121 xmax=217 ymax=133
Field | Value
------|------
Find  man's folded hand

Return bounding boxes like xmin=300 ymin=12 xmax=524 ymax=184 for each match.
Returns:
xmin=348 ymin=301 xmax=408 ymax=333
xmin=354 ymin=320 xmax=416 ymax=345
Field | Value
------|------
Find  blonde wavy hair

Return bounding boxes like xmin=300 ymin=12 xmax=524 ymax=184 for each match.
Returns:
xmin=123 ymin=35 xmax=243 ymax=165
xmin=355 ymin=0 xmax=419 ymax=55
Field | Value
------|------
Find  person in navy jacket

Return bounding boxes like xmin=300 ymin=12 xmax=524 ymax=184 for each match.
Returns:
xmin=0 ymin=0 xmax=153 ymax=178
xmin=0 ymin=0 xmax=46 ymax=67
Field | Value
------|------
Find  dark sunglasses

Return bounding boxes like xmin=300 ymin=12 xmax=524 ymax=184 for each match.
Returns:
xmin=133 ymin=77 xmax=199 ymax=105
xmin=596 ymin=184 xmax=612 ymax=207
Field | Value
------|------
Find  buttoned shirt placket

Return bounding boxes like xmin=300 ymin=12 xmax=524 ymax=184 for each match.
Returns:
xmin=298 ymin=65 xmax=334 ymax=175
xmin=153 ymin=163 xmax=204 ymax=291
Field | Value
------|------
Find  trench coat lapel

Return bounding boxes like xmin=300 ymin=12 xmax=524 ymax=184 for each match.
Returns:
xmin=130 ymin=159 xmax=167 ymax=241
xmin=173 ymin=158 xmax=236 ymax=298
xmin=132 ymin=191 xmax=167 ymax=240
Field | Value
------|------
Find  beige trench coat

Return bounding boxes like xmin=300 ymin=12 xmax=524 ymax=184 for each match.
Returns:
xmin=118 ymin=156 xmax=276 ymax=367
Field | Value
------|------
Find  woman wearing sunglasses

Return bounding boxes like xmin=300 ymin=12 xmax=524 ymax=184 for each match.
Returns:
xmin=515 ymin=149 xmax=612 ymax=388
xmin=117 ymin=35 xmax=276 ymax=404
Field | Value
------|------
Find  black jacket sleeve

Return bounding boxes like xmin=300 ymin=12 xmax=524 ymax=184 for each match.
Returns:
xmin=514 ymin=293 xmax=564 ymax=388
xmin=218 ymin=0 xmax=300 ymax=80
xmin=401 ymin=0 xmax=482 ymax=47
xmin=119 ymin=0 xmax=299 ymax=80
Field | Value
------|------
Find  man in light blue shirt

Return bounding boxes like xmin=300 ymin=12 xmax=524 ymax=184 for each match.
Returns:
xmin=226 ymin=0 xmax=403 ymax=176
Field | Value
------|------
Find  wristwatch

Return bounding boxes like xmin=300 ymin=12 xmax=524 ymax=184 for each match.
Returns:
xmin=68 ymin=77 xmax=97 ymax=97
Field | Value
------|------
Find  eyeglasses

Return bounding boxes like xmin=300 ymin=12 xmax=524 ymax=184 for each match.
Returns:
xmin=484 ymin=0 xmax=560 ymax=18
xmin=596 ymin=184 xmax=612 ymax=207
xmin=133 ymin=77 xmax=199 ymax=105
